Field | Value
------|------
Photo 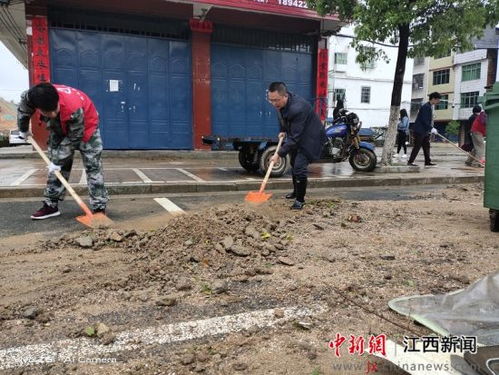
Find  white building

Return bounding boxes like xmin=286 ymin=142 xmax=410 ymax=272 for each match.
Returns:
xmin=453 ymin=27 xmax=499 ymax=126
xmin=410 ymin=56 xmax=429 ymax=121
xmin=327 ymin=25 xmax=414 ymax=128
xmin=453 ymin=49 xmax=490 ymax=123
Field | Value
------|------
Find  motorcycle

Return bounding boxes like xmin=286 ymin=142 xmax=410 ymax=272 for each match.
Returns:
xmin=322 ymin=109 xmax=377 ymax=172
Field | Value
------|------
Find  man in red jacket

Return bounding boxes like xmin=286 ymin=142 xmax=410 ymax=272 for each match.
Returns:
xmin=17 ymin=82 xmax=109 ymax=219
xmin=466 ymin=109 xmax=487 ymax=168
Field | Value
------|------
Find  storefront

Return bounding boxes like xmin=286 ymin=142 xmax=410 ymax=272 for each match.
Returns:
xmin=18 ymin=0 xmax=340 ymax=149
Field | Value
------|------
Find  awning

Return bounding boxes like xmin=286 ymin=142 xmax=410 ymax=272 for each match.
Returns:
xmin=0 ymin=0 xmax=27 ymax=68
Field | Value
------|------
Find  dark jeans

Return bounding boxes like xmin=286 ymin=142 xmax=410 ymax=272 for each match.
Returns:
xmin=396 ymin=130 xmax=407 ymax=154
xmin=408 ymin=132 xmax=431 ymax=164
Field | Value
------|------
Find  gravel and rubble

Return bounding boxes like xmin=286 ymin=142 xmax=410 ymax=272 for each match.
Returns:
xmin=0 ymin=184 xmax=497 ymax=374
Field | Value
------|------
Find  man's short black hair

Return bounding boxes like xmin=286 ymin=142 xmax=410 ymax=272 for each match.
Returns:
xmin=268 ymin=82 xmax=288 ymax=95
xmin=472 ymin=105 xmax=482 ymax=114
xmin=428 ymin=92 xmax=442 ymax=100
xmin=28 ymin=82 xmax=59 ymax=111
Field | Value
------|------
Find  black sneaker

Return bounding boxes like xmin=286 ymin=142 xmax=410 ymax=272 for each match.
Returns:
xmin=291 ymin=200 xmax=304 ymax=210
xmin=285 ymin=192 xmax=296 ymax=199
xmin=425 ymin=162 xmax=437 ymax=166
xmin=93 ymin=208 xmax=106 ymax=215
xmin=31 ymin=203 xmax=60 ymax=220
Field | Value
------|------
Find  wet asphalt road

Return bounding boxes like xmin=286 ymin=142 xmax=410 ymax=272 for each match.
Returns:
xmin=0 ymin=184 xmax=451 ymax=243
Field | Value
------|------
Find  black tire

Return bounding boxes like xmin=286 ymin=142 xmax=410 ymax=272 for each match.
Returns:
xmin=238 ymin=149 xmax=259 ymax=172
xmin=259 ymin=146 xmax=289 ymax=177
xmin=349 ymin=148 xmax=377 ymax=172
xmin=490 ymin=209 xmax=499 ymax=232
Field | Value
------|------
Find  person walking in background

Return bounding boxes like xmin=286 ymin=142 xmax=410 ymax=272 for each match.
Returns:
xmin=407 ymin=92 xmax=441 ymax=167
xmin=396 ymin=108 xmax=410 ymax=158
xmin=466 ymin=108 xmax=487 ymax=168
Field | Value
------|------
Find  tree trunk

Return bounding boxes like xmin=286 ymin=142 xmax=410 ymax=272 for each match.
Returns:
xmin=380 ymin=24 xmax=410 ymax=166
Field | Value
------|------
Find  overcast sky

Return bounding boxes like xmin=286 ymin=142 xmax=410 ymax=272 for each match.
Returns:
xmin=0 ymin=42 xmax=28 ymax=103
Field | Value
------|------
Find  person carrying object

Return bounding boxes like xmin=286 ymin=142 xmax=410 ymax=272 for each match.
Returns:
xmin=407 ymin=92 xmax=441 ymax=167
xmin=267 ymin=82 xmax=327 ymax=210
xmin=17 ymin=82 xmax=109 ymax=220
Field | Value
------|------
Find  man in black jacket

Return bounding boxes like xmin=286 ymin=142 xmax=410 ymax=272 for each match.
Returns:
xmin=407 ymin=92 xmax=441 ymax=166
xmin=268 ymin=82 xmax=327 ymax=209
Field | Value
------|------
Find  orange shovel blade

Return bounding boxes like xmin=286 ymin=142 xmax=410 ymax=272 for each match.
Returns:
xmin=245 ymin=190 xmax=272 ymax=204
xmin=76 ymin=212 xmax=113 ymax=229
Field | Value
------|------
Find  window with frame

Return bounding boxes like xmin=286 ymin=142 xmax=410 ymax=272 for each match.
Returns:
xmin=433 ymin=69 xmax=450 ymax=85
xmin=414 ymin=56 xmax=425 ymax=65
xmin=434 ymin=50 xmax=451 ymax=59
xmin=334 ymin=52 xmax=347 ymax=65
xmin=461 ymin=91 xmax=479 ymax=108
xmin=462 ymin=63 xmax=481 ymax=81
xmin=435 ymin=94 xmax=448 ymax=110
xmin=361 ymin=86 xmax=371 ymax=104
xmin=334 ymin=88 xmax=346 ymax=102
xmin=360 ymin=60 xmax=375 ymax=70
xmin=359 ymin=47 xmax=375 ymax=70
xmin=410 ymin=98 xmax=423 ymax=118
xmin=412 ymin=74 xmax=424 ymax=90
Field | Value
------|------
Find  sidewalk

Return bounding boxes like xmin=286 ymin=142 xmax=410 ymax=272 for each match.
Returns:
xmin=0 ymin=144 xmax=484 ymax=198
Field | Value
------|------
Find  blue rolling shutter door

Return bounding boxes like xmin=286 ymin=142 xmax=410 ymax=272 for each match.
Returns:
xmin=211 ymin=27 xmax=315 ymax=138
xmin=50 ymin=28 xmax=192 ymax=149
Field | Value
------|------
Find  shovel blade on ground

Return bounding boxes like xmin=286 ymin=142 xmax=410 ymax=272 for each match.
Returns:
xmin=76 ymin=212 xmax=113 ymax=229
xmin=245 ymin=191 xmax=272 ymax=204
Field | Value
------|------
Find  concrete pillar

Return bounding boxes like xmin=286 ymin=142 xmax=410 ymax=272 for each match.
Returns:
xmin=189 ymin=19 xmax=213 ymax=150
xmin=25 ymin=4 xmax=50 ymax=148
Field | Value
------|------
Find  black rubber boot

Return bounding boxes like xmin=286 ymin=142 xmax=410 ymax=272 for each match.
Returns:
xmin=286 ymin=175 xmax=297 ymax=199
xmin=291 ymin=177 xmax=307 ymax=210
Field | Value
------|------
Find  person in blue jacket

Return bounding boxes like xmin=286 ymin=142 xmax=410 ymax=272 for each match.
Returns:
xmin=396 ymin=108 xmax=410 ymax=158
xmin=407 ymin=92 xmax=441 ymax=166
xmin=268 ymin=82 xmax=327 ymax=210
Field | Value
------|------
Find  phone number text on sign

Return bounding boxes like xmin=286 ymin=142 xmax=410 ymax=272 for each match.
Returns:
xmin=252 ymin=0 xmax=308 ymax=9
xmin=278 ymin=0 xmax=308 ymax=8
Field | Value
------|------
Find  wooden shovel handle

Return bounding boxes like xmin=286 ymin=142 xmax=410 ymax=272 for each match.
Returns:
xmin=28 ymin=136 xmax=93 ymax=216
xmin=258 ymin=136 xmax=284 ymax=193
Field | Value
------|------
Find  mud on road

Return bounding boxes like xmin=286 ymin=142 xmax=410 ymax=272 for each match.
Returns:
xmin=0 ymin=184 xmax=497 ymax=375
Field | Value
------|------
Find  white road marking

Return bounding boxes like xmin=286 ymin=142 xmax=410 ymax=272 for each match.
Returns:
xmin=218 ymin=167 xmax=228 ymax=171
xmin=10 ymin=169 xmax=37 ymax=186
xmin=132 ymin=168 xmax=153 ymax=183
xmin=176 ymin=168 xmax=205 ymax=182
xmin=0 ymin=304 xmax=326 ymax=370
xmin=154 ymin=197 xmax=184 ymax=213
xmin=79 ymin=170 xmax=87 ymax=185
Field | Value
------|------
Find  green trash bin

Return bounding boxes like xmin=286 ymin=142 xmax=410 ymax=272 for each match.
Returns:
xmin=481 ymin=82 xmax=499 ymax=232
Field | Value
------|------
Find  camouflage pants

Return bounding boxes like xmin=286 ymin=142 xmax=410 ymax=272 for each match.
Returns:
xmin=44 ymin=129 xmax=109 ymax=210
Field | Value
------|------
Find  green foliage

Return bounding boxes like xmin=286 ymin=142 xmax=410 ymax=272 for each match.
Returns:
xmin=307 ymin=0 xmax=499 ymax=64
xmin=200 ymin=283 xmax=212 ymax=295
xmin=446 ymin=120 xmax=460 ymax=136
xmin=84 ymin=326 xmax=96 ymax=337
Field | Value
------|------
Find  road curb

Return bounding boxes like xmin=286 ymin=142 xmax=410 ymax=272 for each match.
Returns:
xmin=0 ymin=175 xmax=484 ymax=199
xmin=0 ymin=150 xmax=239 ymax=160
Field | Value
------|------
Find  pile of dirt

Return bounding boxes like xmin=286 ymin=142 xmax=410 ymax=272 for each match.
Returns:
xmin=38 ymin=203 xmax=336 ymax=292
